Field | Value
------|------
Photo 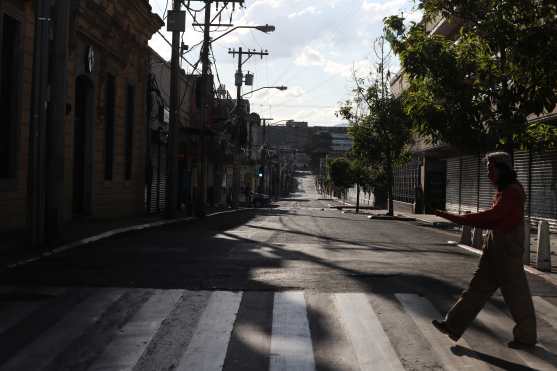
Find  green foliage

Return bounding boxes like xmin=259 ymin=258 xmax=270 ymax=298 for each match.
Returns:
xmin=338 ymin=35 xmax=413 ymax=214
xmin=348 ymin=158 xmax=382 ymax=193
xmin=345 ymin=94 xmax=412 ymax=166
xmin=305 ymin=131 xmax=333 ymax=173
xmin=384 ymin=0 xmax=557 ymax=151
xmin=327 ymin=157 xmax=354 ymax=190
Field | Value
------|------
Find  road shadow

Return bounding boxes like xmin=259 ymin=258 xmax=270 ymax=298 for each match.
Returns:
xmin=451 ymin=344 xmax=542 ymax=371
xmin=1 ymin=195 xmax=555 ymax=371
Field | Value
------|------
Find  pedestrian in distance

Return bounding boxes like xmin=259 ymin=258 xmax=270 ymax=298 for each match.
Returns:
xmin=433 ymin=151 xmax=537 ymax=350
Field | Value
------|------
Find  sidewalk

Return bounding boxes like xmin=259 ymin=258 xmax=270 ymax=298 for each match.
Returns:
xmin=329 ymin=197 xmax=557 ymax=283
xmin=330 ymin=201 xmax=454 ymax=226
xmin=0 ymin=206 xmax=242 ymax=271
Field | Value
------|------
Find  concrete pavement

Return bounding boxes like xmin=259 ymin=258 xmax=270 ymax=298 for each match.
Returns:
xmin=1 ymin=173 xmax=557 ymax=370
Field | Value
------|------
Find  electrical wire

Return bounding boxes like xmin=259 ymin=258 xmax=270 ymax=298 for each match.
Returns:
xmin=162 ymin=0 xmax=170 ymax=20
xmin=182 ymin=1 xmax=206 ymax=13
xmin=155 ymin=30 xmax=201 ymax=73
xmin=183 ymin=39 xmax=204 ymax=55
xmin=209 ymin=44 xmax=222 ymax=88
xmin=251 ymin=103 xmax=336 ymax=108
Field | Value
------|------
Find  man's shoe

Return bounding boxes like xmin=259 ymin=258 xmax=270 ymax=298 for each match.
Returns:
xmin=507 ymin=340 xmax=536 ymax=350
xmin=432 ymin=320 xmax=459 ymax=341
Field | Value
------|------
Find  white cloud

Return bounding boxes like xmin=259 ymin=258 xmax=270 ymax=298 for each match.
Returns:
xmin=294 ymin=47 xmax=325 ymax=66
xmin=148 ymin=0 xmax=416 ymax=126
xmin=292 ymin=107 xmax=343 ymax=126
xmin=361 ymin=0 xmax=407 ymax=17
xmin=294 ymin=46 xmax=371 ymax=79
xmin=248 ymin=86 xmax=305 ymax=100
xmin=288 ymin=6 xmax=319 ymax=19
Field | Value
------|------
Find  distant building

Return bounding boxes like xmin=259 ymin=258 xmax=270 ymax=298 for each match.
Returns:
xmin=254 ymin=125 xmax=352 ymax=170
xmin=285 ymin=120 xmax=309 ymax=128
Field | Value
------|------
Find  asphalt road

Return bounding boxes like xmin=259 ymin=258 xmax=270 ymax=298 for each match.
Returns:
xmin=1 ymin=172 xmax=557 ymax=370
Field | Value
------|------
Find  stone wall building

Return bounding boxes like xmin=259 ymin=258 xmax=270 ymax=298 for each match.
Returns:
xmin=0 ymin=0 xmax=35 ymax=231
xmin=0 ymin=0 xmax=162 ymax=246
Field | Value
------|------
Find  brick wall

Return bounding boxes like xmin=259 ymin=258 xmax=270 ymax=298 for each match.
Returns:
xmin=0 ymin=0 xmax=162 ymax=233
xmin=0 ymin=0 xmax=34 ymax=231
xmin=64 ymin=0 xmax=160 ymax=220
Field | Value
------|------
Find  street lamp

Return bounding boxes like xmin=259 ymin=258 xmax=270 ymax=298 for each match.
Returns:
xmin=241 ymin=86 xmax=287 ymax=97
xmin=205 ymin=24 xmax=276 ymax=44
xmin=197 ymin=23 xmax=275 ymax=208
xmin=268 ymin=119 xmax=291 ymax=126
xmin=188 ymin=21 xmax=274 ymax=212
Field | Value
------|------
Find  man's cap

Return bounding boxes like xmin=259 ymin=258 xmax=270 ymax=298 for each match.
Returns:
xmin=484 ymin=151 xmax=513 ymax=170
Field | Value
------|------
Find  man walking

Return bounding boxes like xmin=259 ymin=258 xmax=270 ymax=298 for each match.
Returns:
xmin=434 ymin=152 xmax=537 ymax=349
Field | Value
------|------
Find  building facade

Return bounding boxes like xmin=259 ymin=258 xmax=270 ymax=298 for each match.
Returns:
xmin=0 ymin=0 xmax=33 ymax=231
xmin=390 ymin=13 xmax=557 ymax=229
xmin=0 ymin=0 xmax=162 ymax=246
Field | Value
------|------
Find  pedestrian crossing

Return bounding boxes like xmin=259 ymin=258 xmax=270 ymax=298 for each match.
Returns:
xmin=1 ymin=286 xmax=557 ymax=371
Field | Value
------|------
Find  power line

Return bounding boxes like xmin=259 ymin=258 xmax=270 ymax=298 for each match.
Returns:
xmin=210 ymin=44 xmax=222 ymax=87
xmin=162 ymin=0 xmax=170 ymax=20
xmin=156 ymin=30 xmax=201 ymax=73
xmin=251 ymin=103 xmax=337 ymax=108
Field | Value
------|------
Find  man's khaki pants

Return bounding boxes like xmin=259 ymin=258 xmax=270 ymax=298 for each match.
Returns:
xmin=444 ymin=230 xmax=537 ymax=344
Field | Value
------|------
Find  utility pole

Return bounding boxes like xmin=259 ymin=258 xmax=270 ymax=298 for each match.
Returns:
xmin=197 ymin=1 xmax=212 ymax=217
xmin=260 ymin=117 xmax=273 ymax=145
xmin=28 ymin=1 xmax=50 ymax=248
xmin=228 ymin=47 xmax=269 ymax=205
xmin=195 ymin=0 xmax=245 ymax=214
xmin=258 ymin=118 xmax=272 ymax=193
xmin=165 ymin=0 xmax=185 ymax=218
xmin=46 ymin=0 xmax=70 ymax=245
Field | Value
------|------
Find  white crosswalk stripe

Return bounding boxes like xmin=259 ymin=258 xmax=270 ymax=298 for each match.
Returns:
xmin=479 ymin=303 xmax=557 ymax=370
xmin=1 ymin=288 xmax=124 ymax=371
xmin=0 ymin=286 xmax=66 ymax=334
xmin=1 ymin=287 xmax=557 ymax=371
xmin=87 ymin=289 xmax=183 ymax=371
xmin=534 ymin=296 xmax=557 ymax=330
xmin=396 ymin=293 xmax=491 ymax=371
xmin=334 ymin=292 xmax=405 ymax=371
xmin=270 ymin=291 xmax=316 ymax=371
xmin=176 ymin=291 xmax=243 ymax=371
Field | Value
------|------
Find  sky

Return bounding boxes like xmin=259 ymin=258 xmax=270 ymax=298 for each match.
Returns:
xmin=148 ymin=0 xmax=421 ymax=126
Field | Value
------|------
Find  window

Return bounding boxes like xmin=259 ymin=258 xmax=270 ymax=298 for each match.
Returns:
xmin=124 ymin=84 xmax=135 ymax=180
xmin=104 ymin=74 xmax=115 ymax=180
xmin=0 ymin=14 xmax=21 ymax=179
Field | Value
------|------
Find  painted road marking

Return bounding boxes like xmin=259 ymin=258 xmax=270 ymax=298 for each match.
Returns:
xmin=0 ymin=286 xmax=66 ymax=334
xmin=270 ymin=291 xmax=316 ymax=371
xmin=334 ymin=293 xmax=405 ymax=371
xmin=1 ymin=289 xmax=124 ymax=371
xmin=88 ymin=289 xmax=183 ymax=371
xmin=533 ymin=296 xmax=557 ymax=330
xmin=396 ymin=294 xmax=491 ymax=371
xmin=479 ymin=304 xmax=557 ymax=370
xmin=177 ymin=291 xmax=243 ymax=371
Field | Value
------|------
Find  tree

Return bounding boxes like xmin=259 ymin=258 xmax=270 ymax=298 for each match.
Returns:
xmin=328 ymin=157 xmax=353 ymax=189
xmin=338 ymin=36 xmax=412 ymax=216
xmin=349 ymin=158 xmax=374 ymax=214
xmin=384 ymin=0 xmax=557 ymax=153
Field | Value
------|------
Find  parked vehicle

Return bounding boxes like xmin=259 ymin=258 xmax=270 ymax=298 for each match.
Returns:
xmin=251 ymin=192 xmax=272 ymax=207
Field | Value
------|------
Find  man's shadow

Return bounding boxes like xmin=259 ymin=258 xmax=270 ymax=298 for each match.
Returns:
xmin=451 ymin=344 xmax=557 ymax=371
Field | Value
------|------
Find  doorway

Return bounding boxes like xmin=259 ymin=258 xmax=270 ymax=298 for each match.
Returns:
xmin=73 ymin=76 xmax=93 ymax=214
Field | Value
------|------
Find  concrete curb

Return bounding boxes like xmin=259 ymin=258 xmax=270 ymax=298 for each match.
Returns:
xmin=330 ymin=195 xmax=557 ymax=288
xmin=3 ymin=208 xmax=254 ymax=272
xmin=455 ymin=243 xmax=557 ymax=288
xmin=414 ymin=217 xmax=456 ymax=228
xmin=367 ymin=215 xmax=416 ymax=221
